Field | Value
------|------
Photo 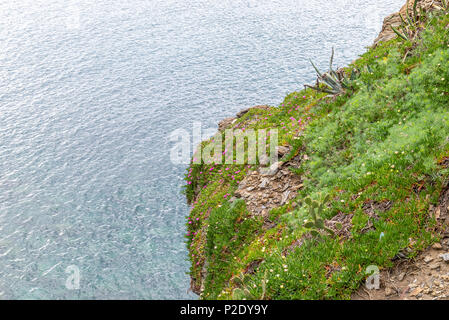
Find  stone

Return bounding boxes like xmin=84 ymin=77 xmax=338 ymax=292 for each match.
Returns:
xmin=258 ymin=178 xmax=269 ymax=189
xmin=281 ymin=190 xmax=291 ymax=205
xmin=385 ymin=287 xmax=394 ymax=297
xmin=260 ymin=162 xmax=282 ymax=176
xmin=409 ymin=287 xmax=423 ymax=297
xmin=275 ymin=146 xmax=289 ymax=157
xmin=218 ymin=117 xmax=236 ymax=131
xmin=439 ymin=253 xmax=449 ymax=262
xmin=429 ymin=263 xmax=440 ymax=270
xmin=424 ymin=255 xmax=434 ymax=263
xmin=432 ymin=243 xmax=443 ymax=250
xmin=397 ymin=272 xmax=406 ymax=281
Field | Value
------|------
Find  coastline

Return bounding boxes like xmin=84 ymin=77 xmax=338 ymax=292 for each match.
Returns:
xmin=185 ymin=0 xmax=449 ymax=300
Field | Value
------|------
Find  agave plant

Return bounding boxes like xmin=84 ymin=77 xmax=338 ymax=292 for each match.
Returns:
xmin=305 ymin=47 xmax=359 ymax=95
xmin=303 ymin=194 xmax=335 ymax=238
xmin=391 ymin=0 xmax=426 ymax=41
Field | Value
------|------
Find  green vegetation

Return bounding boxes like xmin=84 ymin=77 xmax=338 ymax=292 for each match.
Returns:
xmin=184 ymin=8 xmax=449 ymax=299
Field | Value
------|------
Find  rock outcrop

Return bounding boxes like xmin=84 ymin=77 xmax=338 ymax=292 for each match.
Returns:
xmin=373 ymin=0 xmax=444 ymax=47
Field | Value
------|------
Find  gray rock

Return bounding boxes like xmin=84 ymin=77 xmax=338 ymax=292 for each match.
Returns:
xmin=439 ymin=253 xmax=449 ymax=262
xmin=275 ymin=146 xmax=290 ymax=157
xmin=260 ymin=161 xmax=283 ymax=176
xmin=258 ymin=178 xmax=269 ymax=189
xmin=281 ymin=190 xmax=291 ymax=205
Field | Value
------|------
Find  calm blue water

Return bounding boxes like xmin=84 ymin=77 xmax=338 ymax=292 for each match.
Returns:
xmin=0 ymin=0 xmax=404 ymax=299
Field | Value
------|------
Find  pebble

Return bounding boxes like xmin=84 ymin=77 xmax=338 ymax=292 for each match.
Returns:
xmin=424 ymin=256 xmax=434 ymax=263
xmin=409 ymin=287 xmax=423 ymax=297
xmin=429 ymin=263 xmax=440 ymax=270
xmin=385 ymin=287 xmax=394 ymax=296
xmin=440 ymin=253 xmax=449 ymax=262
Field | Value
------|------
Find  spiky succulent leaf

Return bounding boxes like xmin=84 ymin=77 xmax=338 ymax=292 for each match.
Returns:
xmin=310 ymin=60 xmax=323 ymax=77
xmin=391 ymin=25 xmax=409 ymax=40
xmin=413 ymin=0 xmax=419 ymax=22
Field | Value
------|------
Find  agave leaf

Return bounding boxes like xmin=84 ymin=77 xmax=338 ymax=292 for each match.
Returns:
xmin=329 ymin=70 xmax=340 ymax=80
xmin=322 ymin=74 xmax=342 ymax=90
xmin=329 ymin=47 xmax=335 ymax=72
xmin=309 ymin=60 xmax=323 ymax=77
xmin=405 ymin=0 xmax=414 ymax=26
xmin=341 ymin=79 xmax=350 ymax=89
xmin=304 ymin=84 xmax=336 ymax=95
xmin=399 ymin=13 xmax=407 ymax=25
xmin=391 ymin=25 xmax=409 ymax=40
xmin=413 ymin=0 xmax=419 ymax=22
xmin=322 ymin=79 xmax=340 ymax=92
xmin=399 ymin=24 xmax=409 ymax=35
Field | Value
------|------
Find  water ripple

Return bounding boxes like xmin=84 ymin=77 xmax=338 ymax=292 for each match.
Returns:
xmin=0 ymin=0 xmax=404 ymax=299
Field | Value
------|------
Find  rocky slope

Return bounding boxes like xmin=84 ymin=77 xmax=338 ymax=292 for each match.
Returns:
xmin=185 ymin=0 xmax=449 ymax=300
